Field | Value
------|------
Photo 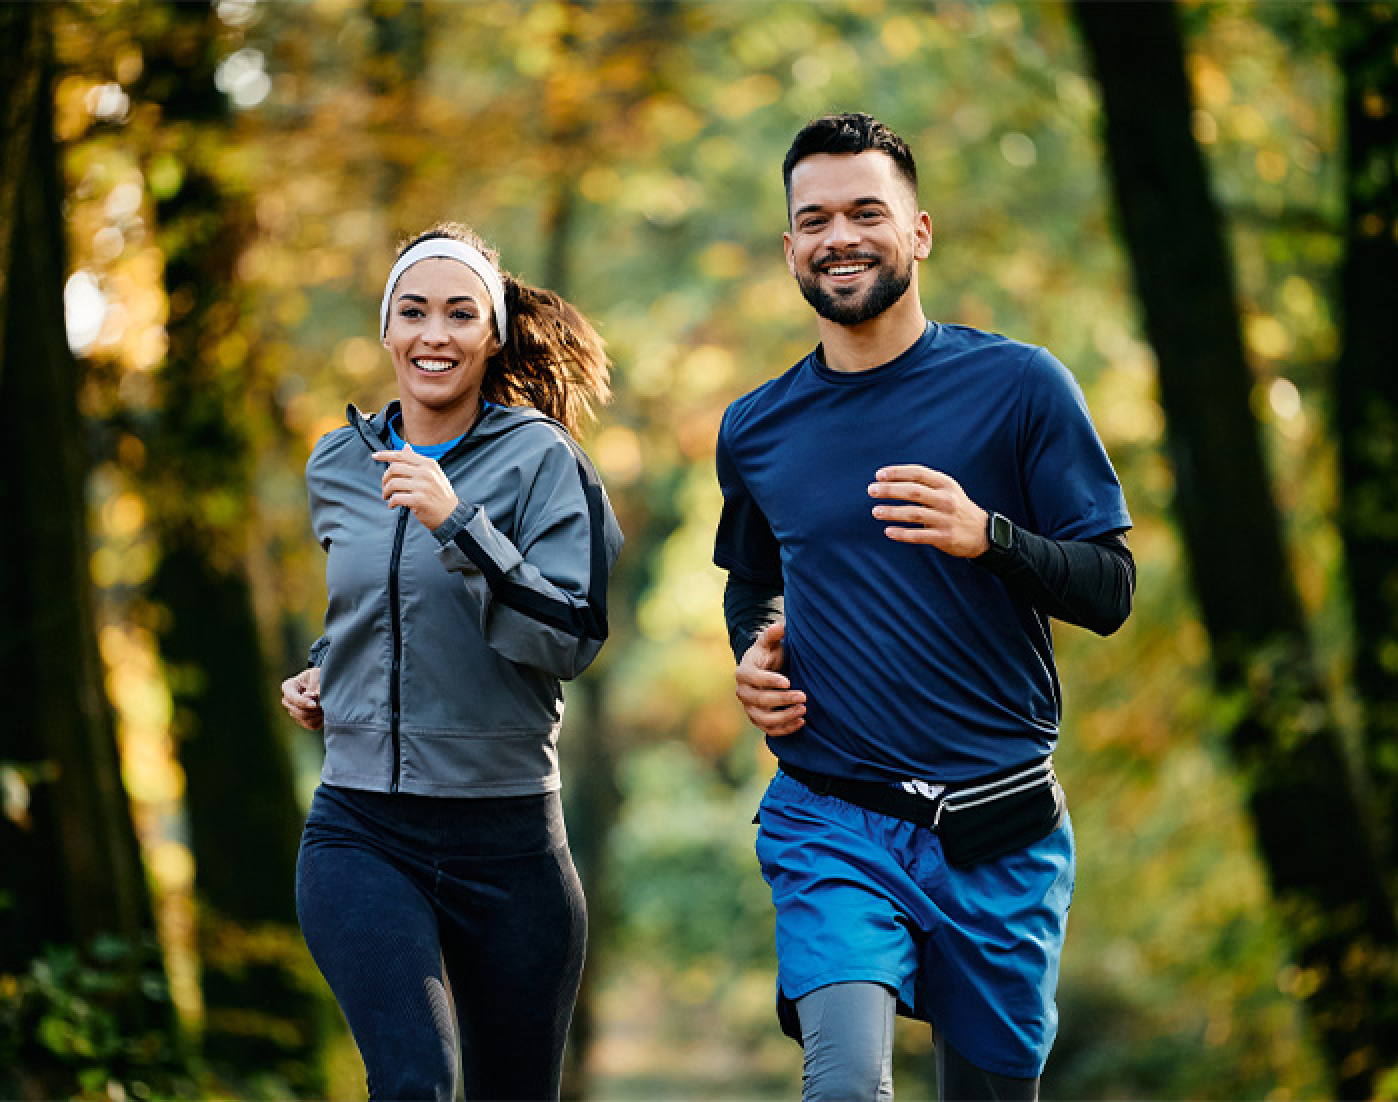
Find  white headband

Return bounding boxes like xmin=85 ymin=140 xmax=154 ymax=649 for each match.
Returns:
xmin=379 ymin=239 xmax=508 ymax=342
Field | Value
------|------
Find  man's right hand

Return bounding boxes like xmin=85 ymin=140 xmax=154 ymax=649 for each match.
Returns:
xmin=735 ymin=622 xmax=806 ymax=736
xmin=281 ymin=667 xmax=324 ymax=731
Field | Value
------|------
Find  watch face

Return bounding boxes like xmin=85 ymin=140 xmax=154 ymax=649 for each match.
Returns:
xmin=990 ymin=513 xmax=1013 ymax=549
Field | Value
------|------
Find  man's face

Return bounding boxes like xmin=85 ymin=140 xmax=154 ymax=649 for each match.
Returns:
xmin=784 ymin=151 xmax=932 ymax=327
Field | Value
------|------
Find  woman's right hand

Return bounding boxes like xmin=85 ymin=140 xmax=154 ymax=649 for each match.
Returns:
xmin=281 ymin=667 xmax=324 ymax=730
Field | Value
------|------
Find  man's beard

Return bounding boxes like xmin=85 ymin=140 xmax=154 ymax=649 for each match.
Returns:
xmin=797 ymin=253 xmax=913 ymax=327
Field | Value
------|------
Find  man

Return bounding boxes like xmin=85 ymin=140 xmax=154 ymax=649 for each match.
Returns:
xmin=714 ymin=113 xmax=1134 ymax=1101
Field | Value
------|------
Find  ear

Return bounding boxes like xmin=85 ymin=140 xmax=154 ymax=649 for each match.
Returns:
xmin=783 ymin=231 xmax=797 ymax=278
xmin=913 ymin=211 xmax=933 ymax=261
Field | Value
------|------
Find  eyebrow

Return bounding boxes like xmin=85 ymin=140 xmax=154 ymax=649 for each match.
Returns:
xmin=395 ymin=292 xmax=481 ymax=305
xmin=792 ymin=196 xmax=890 ymax=220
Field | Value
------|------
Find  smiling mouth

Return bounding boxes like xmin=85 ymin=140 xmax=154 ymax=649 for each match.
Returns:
xmin=818 ymin=257 xmax=878 ymax=278
xmin=413 ymin=357 xmax=458 ymax=374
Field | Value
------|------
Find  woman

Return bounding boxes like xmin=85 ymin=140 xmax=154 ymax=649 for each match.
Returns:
xmin=281 ymin=223 xmax=622 ymax=1101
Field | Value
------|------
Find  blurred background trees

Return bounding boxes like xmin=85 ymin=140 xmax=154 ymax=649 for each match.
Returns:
xmin=1073 ymin=3 xmax=1396 ymax=1095
xmin=1 ymin=7 xmax=180 ymax=1098
xmin=2 ymin=1 xmax=1395 ymax=1098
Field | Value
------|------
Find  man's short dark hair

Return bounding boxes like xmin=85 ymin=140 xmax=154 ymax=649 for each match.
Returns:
xmin=782 ymin=113 xmax=918 ymax=208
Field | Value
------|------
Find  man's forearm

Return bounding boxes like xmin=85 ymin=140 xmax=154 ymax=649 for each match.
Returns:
xmin=724 ymin=575 xmax=785 ymax=662
xmin=976 ymin=527 xmax=1135 ymax=635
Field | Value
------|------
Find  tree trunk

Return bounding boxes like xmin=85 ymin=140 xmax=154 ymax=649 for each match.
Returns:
xmin=131 ymin=1 xmax=319 ymax=1086
xmin=0 ymin=2 xmax=42 ymax=362
xmin=557 ymin=673 xmax=619 ymax=1102
xmin=540 ymin=8 xmax=680 ymax=1091
xmin=0 ymin=26 xmax=177 ymax=1097
xmin=1336 ymin=3 xmax=1398 ymax=871
xmin=1071 ymin=3 xmax=1398 ymax=1096
xmin=535 ymin=165 xmax=622 ymax=1102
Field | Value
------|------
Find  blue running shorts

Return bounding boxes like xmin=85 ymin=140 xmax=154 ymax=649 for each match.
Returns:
xmin=755 ymin=768 xmax=1075 ymax=1079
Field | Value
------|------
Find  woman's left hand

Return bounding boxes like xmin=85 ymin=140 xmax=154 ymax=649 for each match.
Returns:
xmin=374 ymin=446 xmax=460 ymax=531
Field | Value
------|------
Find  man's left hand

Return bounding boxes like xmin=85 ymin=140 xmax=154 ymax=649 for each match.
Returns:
xmin=869 ymin=464 xmax=989 ymax=558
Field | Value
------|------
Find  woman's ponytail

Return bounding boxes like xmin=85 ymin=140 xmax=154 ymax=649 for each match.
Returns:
xmin=488 ymin=276 xmax=610 ymax=437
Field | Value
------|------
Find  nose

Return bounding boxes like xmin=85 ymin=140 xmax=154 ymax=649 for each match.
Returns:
xmin=822 ymin=213 xmax=860 ymax=249
xmin=423 ymin=311 xmax=449 ymax=344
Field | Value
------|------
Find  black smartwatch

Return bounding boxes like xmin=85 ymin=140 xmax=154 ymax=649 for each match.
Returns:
xmin=986 ymin=511 xmax=1015 ymax=554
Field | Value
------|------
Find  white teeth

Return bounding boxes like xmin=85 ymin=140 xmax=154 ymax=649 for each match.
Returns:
xmin=415 ymin=359 xmax=456 ymax=373
xmin=827 ymin=264 xmax=872 ymax=276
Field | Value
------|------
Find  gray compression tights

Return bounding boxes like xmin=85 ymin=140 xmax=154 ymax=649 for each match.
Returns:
xmin=795 ymin=982 xmax=894 ymax=1102
xmin=794 ymin=982 xmax=1040 ymax=1101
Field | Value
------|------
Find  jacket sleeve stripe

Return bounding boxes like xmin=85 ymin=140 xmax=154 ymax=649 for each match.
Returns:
xmin=449 ymin=447 xmax=611 ymax=642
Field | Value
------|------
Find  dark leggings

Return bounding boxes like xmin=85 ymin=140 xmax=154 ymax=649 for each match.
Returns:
xmin=296 ymin=784 xmax=586 ymax=1101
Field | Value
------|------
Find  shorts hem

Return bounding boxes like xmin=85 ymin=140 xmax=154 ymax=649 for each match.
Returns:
xmin=778 ymin=974 xmax=1048 ymax=1078
xmin=929 ymin=1019 xmax=1047 ymax=1080
xmin=778 ymin=969 xmax=905 ymax=1002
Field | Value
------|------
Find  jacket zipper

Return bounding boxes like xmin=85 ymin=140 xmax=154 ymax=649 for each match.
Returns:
xmin=349 ymin=401 xmax=493 ymax=793
xmin=388 ymin=506 xmax=410 ymax=793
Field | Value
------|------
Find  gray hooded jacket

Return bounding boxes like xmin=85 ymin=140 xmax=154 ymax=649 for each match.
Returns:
xmin=307 ymin=401 xmax=623 ymax=797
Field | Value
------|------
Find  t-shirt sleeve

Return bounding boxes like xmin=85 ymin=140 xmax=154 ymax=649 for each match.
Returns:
xmin=713 ymin=414 xmax=783 ymax=587
xmin=1017 ymin=348 xmax=1132 ymax=541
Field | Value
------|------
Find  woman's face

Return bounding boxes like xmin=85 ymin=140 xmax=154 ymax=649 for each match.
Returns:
xmin=382 ymin=256 xmax=499 ymax=431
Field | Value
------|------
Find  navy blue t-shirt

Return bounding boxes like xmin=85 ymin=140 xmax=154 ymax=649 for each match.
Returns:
xmin=714 ymin=321 xmax=1131 ymax=783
